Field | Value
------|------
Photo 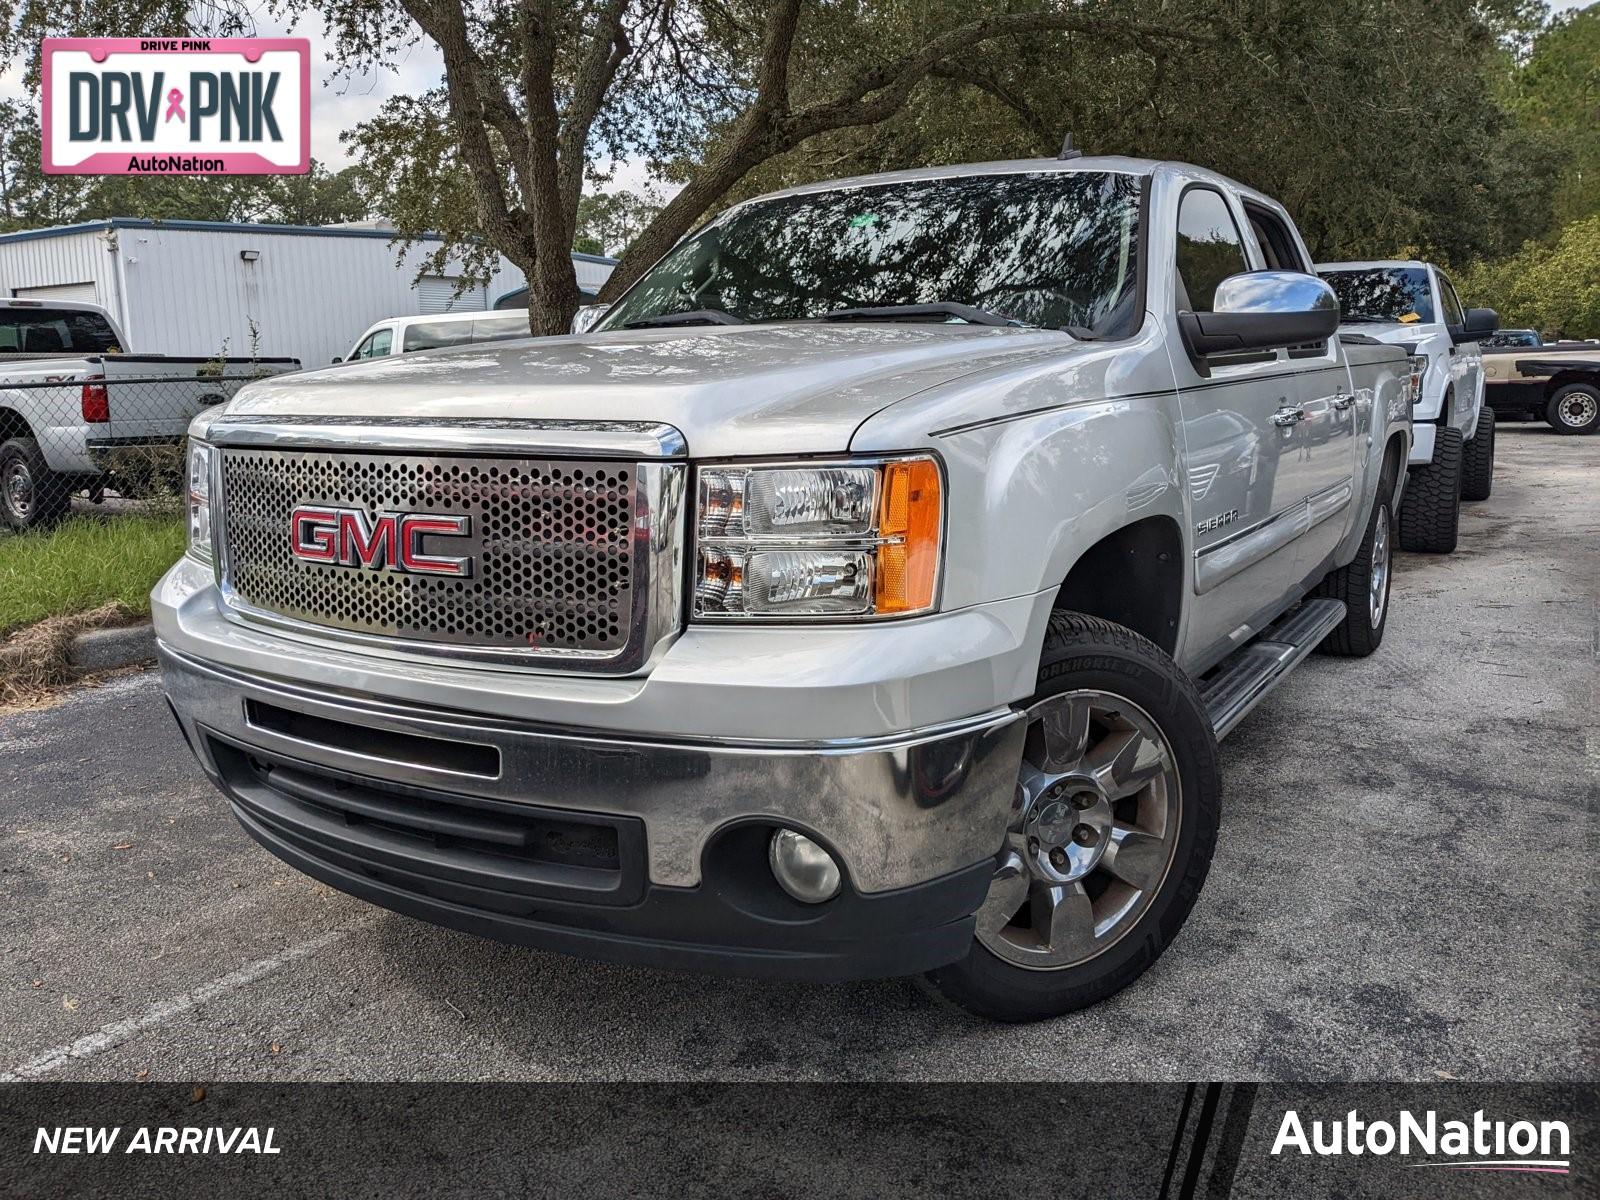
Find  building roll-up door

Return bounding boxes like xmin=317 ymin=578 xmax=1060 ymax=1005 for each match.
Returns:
xmin=12 ymin=282 xmax=99 ymax=304
xmin=417 ymin=276 xmax=488 ymax=314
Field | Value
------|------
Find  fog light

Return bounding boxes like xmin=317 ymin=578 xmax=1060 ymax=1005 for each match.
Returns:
xmin=768 ymin=828 xmax=841 ymax=903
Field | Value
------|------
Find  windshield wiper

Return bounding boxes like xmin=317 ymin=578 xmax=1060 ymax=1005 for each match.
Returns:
xmin=820 ymin=302 xmax=1016 ymax=327
xmin=623 ymin=308 xmax=747 ymax=329
xmin=1337 ymin=311 xmax=1396 ymax=324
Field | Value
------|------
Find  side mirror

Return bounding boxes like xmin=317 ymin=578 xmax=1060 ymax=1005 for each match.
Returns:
xmin=1450 ymin=307 xmax=1498 ymax=345
xmin=330 ymin=356 xmax=342 ymax=364
xmin=1178 ymin=270 xmax=1340 ymax=365
xmin=571 ymin=304 xmax=610 ymax=336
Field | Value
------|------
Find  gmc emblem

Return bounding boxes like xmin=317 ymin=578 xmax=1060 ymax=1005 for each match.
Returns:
xmin=289 ymin=505 xmax=473 ymax=578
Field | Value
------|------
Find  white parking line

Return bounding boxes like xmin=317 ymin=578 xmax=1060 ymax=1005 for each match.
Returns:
xmin=2 ymin=926 xmax=363 ymax=1081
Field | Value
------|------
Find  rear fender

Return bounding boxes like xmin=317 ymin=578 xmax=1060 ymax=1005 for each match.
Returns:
xmin=1327 ymin=342 xmax=1411 ymax=566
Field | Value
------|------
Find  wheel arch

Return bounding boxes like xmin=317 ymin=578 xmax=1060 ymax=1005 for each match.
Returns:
xmin=1543 ymin=369 xmax=1600 ymax=398
xmin=1381 ymin=430 xmax=1407 ymax=498
xmin=0 ymin=406 xmax=34 ymax=442
xmin=1050 ymin=514 xmax=1185 ymax=656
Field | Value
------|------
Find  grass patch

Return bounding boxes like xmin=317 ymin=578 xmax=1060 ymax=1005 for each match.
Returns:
xmin=0 ymin=514 xmax=186 ymax=636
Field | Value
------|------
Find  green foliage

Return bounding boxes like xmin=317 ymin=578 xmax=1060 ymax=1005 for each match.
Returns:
xmin=1451 ymin=6 xmax=1600 ymax=337
xmin=1505 ymin=6 xmax=1600 ymax=228
xmin=340 ymin=88 xmax=500 ymax=288
xmin=0 ymin=513 xmax=185 ymax=634
xmin=575 ymin=190 xmax=664 ymax=258
xmin=1458 ymin=215 xmax=1600 ymax=339
xmin=1 ymin=0 xmax=1593 ymax=336
xmin=738 ymin=0 xmax=1563 ymax=267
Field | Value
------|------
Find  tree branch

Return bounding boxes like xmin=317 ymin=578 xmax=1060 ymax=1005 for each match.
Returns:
xmin=605 ymin=7 xmax=1209 ymax=297
xmin=557 ymin=0 xmax=634 ymax=219
xmin=401 ymin=0 xmax=529 ymax=260
xmin=930 ymin=62 xmax=1054 ymax=149
xmin=789 ymin=11 xmax=1206 ymax=141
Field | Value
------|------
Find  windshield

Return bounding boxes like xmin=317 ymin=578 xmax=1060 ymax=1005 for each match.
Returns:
xmin=1317 ymin=267 xmax=1436 ymax=325
xmin=599 ymin=171 xmax=1144 ymax=335
xmin=0 ymin=307 xmax=122 ymax=354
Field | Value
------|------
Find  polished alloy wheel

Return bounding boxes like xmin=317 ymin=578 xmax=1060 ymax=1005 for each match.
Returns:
xmin=1369 ymin=502 xmax=1391 ymax=629
xmin=1558 ymin=392 xmax=1598 ymax=429
xmin=3 ymin=459 xmax=33 ymax=521
xmin=976 ymin=689 xmax=1182 ymax=971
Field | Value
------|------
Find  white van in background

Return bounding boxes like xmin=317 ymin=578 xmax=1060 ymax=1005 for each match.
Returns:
xmin=336 ymin=309 xmax=533 ymax=364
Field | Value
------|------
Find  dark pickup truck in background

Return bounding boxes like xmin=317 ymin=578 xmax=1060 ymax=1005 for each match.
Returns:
xmin=1482 ymin=331 xmax=1600 ymax=435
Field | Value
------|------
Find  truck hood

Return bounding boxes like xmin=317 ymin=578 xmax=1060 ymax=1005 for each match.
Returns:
xmin=222 ymin=322 xmax=1072 ymax=457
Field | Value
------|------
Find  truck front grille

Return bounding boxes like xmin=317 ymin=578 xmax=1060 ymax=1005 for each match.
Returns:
xmin=218 ymin=448 xmax=642 ymax=660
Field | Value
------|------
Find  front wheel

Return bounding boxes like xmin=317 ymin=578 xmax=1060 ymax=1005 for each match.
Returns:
xmin=1545 ymin=384 xmax=1600 ymax=435
xmin=1397 ymin=425 xmax=1462 ymax=553
xmin=924 ymin=613 xmax=1220 ymax=1022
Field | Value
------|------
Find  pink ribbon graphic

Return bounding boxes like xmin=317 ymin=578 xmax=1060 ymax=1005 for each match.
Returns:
xmin=164 ymin=88 xmax=185 ymax=122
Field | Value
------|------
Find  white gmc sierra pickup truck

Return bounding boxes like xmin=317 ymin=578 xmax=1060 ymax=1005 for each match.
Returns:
xmin=155 ymin=157 xmax=1412 ymax=1021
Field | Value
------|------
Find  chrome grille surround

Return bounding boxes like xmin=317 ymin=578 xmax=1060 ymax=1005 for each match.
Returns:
xmin=206 ymin=419 xmax=687 ymax=674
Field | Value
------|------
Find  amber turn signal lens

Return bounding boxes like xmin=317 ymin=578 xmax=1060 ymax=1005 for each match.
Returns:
xmin=874 ymin=458 xmax=941 ymax=614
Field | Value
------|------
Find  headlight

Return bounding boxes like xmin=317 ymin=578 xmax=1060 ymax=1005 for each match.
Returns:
xmin=186 ymin=440 xmax=213 ymax=562
xmin=694 ymin=455 xmax=942 ymax=619
xmin=1406 ymin=355 xmax=1428 ymax=405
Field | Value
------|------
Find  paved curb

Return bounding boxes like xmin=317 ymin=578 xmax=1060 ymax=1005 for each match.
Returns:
xmin=68 ymin=621 xmax=157 ymax=673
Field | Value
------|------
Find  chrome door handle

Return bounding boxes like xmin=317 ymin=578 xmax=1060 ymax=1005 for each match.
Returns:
xmin=1272 ymin=407 xmax=1306 ymax=426
xmin=1332 ymin=393 xmax=1355 ymax=410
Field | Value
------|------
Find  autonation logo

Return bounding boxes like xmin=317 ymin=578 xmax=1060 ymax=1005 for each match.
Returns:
xmin=1272 ymin=1108 xmax=1572 ymax=1175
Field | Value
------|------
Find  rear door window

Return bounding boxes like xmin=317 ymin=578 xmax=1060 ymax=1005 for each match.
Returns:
xmin=471 ymin=315 xmax=531 ymax=342
xmin=403 ymin=320 xmax=476 ymax=353
xmin=1243 ymin=203 xmax=1308 ymax=272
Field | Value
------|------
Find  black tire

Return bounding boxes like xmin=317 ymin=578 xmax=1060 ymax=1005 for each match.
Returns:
xmin=1313 ymin=460 xmax=1396 ymax=657
xmin=923 ymin=613 xmax=1220 ymax=1022
xmin=1460 ymin=407 xmax=1495 ymax=502
xmin=1545 ymin=383 xmax=1600 ymax=435
xmin=0 ymin=436 xmax=70 ymax=532
xmin=1397 ymin=425 xmax=1462 ymax=554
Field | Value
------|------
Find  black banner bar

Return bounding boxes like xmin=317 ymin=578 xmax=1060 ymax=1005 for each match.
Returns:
xmin=2 ymin=1082 xmax=1593 ymax=1199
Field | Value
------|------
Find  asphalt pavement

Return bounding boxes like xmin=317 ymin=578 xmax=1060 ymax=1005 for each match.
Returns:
xmin=2 ymin=424 xmax=1595 ymax=1083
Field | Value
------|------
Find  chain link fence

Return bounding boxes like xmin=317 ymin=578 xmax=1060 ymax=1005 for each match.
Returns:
xmin=0 ymin=369 xmax=291 ymax=535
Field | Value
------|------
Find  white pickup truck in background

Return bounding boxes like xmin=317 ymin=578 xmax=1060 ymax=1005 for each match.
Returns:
xmin=0 ymin=298 xmax=299 ymax=530
xmin=1316 ymin=261 xmax=1499 ymax=553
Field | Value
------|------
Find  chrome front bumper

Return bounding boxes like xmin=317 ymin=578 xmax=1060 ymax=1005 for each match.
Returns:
xmin=160 ymin=645 xmax=1024 ymax=895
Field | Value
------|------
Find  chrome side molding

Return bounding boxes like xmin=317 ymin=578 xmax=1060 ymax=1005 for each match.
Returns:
xmin=1194 ymin=477 xmax=1354 ymax=595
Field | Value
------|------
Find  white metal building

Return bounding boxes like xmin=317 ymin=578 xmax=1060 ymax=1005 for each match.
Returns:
xmin=0 ymin=218 xmax=616 ymax=368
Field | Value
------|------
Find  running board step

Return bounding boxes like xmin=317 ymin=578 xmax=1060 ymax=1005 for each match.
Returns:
xmin=1200 ymin=599 xmax=1346 ymax=740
